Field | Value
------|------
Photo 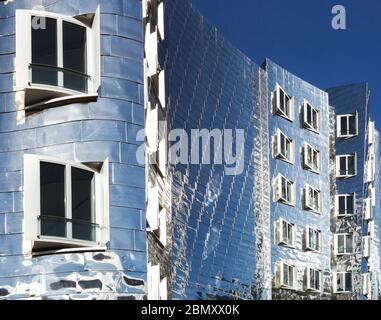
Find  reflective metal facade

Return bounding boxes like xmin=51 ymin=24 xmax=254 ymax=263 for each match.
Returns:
xmin=0 ymin=0 xmax=147 ymax=300
xmin=164 ymin=0 xmax=271 ymax=300
xmin=327 ymin=84 xmax=369 ymax=300
xmin=264 ymin=60 xmax=332 ymax=299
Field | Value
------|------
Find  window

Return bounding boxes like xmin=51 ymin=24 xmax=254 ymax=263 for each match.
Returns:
xmin=336 ymin=194 xmax=355 ymax=217
xmin=303 ymin=100 xmax=319 ymax=133
xmin=24 ymin=154 xmax=109 ymax=253
xmin=273 ymin=174 xmax=295 ymax=206
xmin=303 ymin=142 xmax=320 ymax=173
xmin=335 ymin=234 xmax=353 ymax=255
xmin=305 ymin=227 xmax=321 ymax=252
xmin=273 ymin=129 xmax=294 ymax=163
xmin=147 ymin=263 xmax=168 ymax=300
xmin=276 ymin=218 xmax=296 ymax=248
xmin=273 ymin=84 xmax=293 ymax=121
xmin=334 ymin=272 xmax=353 ymax=293
xmin=337 ymin=113 xmax=358 ymax=138
xmin=306 ymin=268 xmax=322 ymax=292
xmin=336 ymin=154 xmax=357 ymax=178
xmin=16 ymin=8 xmax=100 ymax=108
xmin=304 ymin=185 xmax=321 ymax=213
xmin=277 ymin=262 xmax=296 ymax=289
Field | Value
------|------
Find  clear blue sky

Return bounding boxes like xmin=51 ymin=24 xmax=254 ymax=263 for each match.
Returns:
xmin=192 ymin=0 xmax=381 ymax=127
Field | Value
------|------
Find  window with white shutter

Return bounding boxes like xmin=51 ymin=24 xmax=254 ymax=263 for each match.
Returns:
xmin=273 ymin=84 xmax=293 ymax=121
xmin=273 ymin=129 xmax=294 ymax=163
xmin=336 ymin=154 xmax=357 ymax=178
xmin=303 ymin=100 xmax=319 ymax=133
xmin=336 ymin=193 xmax=355 ymax=217
xmin=337 ymin=113 xmax=358 ymax=138
xmin=304 ymin=185 xmax=321 ymax=213
xmin=303 ymin=142 xmax=320 ymax=173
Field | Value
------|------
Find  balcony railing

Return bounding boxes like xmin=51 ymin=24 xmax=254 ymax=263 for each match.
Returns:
xmin=29 ymin=63 xmax=90 ymax=93
xmin=38 ymin=215 xmax=98 ymax=242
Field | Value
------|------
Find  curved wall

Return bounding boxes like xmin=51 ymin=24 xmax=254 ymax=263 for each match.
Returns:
xmin=0 ymin=0 xmax=146 ymax=300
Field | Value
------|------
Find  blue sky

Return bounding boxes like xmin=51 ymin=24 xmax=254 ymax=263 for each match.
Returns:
xmin=192 ymin=0 xmax=381 ymax=127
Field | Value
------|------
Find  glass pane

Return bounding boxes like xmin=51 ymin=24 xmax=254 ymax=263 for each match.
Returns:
xmin=340 ymin=116 xmax=348 ymax=135
xmin=348 ymin=156 xmax=355 ymax=175
xmin=337 ymin=274 xmax=344 ymax=292
xmin=338 ymin=196 xmax=346 ymax=215
xmin=338 ymin=235 xmax=344 ymax=254
xmin=307 ymin=105 xmax=312 ymax=124
xmin=345 ymin=273 xmax=352 ymax=291
xmin=71 ymin=167 xmax=95 ymax=241
xmin=31 ymin=17 xmax=58 ymax=86
xmin=279 ymin=89 xmax=285 ymax=112
xmin=349 ymin=115 xmax=356 ymax=135
xmin=283 ymin=264 xmax=288 ymax=286
xmin=340 ymin=157 xmax=347 ymax=175
xmin=346 ymin=235 xmax=353 ymax=253
xmin=63 ymin=21 xmax=87 ymax=92
xmin=347 ymin=195 xmax=354 ymax=214
xmin=312 ymin=110 xmax=318 ymax=130
xmin=40 ymin=162 xmax=66 ymax=237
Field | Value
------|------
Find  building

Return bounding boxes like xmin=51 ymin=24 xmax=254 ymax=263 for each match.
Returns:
xmin=0 ymin=0 xmax=380 ymax=300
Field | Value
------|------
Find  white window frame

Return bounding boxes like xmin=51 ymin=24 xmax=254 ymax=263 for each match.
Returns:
xmin=337 ymin=112 xmax=358 ymax=138
xmin=277 ymin=262 xmax=297 ymax=290
xmin=368 ymin=220 xmax=375 ymax=238
xmin=302 ymin=100 xmax=319 ymax=133
xmin=336 ymin=154 xmax=357 ymax=178
xmin=305 ymin=226 xmax=322 ymax=252
xmin=334 ymin=233 xmax=354 ymax=255
xmin=306 ymin=268 xmax=322 ymax=292
xmin=273 ymin=129 xmax=294 ymax=163
xmin=276 ymin=218 xmax=296 ymax=248
xmin=334 ymin=272 xmax=353 ymax=293
xmin=368 ymin=121 xmax=375 ymax=145
xmin=335 ymin=193 xmax=355 ymax=217
xmin=273 ymin=84 xmax=293 ymax=121
xmin=23 ymin=154 xmax=109 ymax=255
xmin=303 ymin=142 xmax=320 ymax=173
xmin=304 ymin=184 xmax=321 ymax=213
xmin=273 ymin=174 xmax=295 ymax=206
xmin=15 ymin=8 xmax=101 ymax=108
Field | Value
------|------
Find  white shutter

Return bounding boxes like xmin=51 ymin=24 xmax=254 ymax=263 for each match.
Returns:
xmin=291 ymin=224 xmax=296 ymax=247
xmin=368 ymin=220 xmax=375 ymax=238
xmin=275 ymin=130 xmax=281 ymax=158
xmin=303 ymin=143 xmax=308 ymax=168
xmin=278 ymin=219 xmax=283 ymax=244
xmin=305 ymin=227 xmax=310 ymax=250
xmin=366 ymin=160 xmax=374 ymax=183
xmin=368 ymin=121 xmax=375 ymax=145
xmin=303 ymin=102 xmax=308 ymax=126
xmin=147 ymin=185 xmax=159 ymax=230
xmin=336 ymin=115 xmax=342 ymax=137
xmin=157 ymin=2 xmax=165 ymax=41
xmin=371 ymin=187 xmax=376 ymax=207
xmin=146 ymin=25 xmax=158 ymax=78
xmin=334 ymin=235 xmax=338 ymax=254
xmin=159 ymin=207 xmax=167 ymax=246
xmin=289 ymin=97 xmax=294 ymax=121
xmin=159 ymin=277 xmax=168 ymax=300
xmin=306 ymin=268 xmax=311 ymax=290
xmin=158 ymin=70 xmax=166 ymax=109
xmin=335 ymin=156 xmax=341 ymax=177
xmin=146 ymin=105 xmax=158 ymax=153
xmin=142 ymin=0 xmax=150 ymax=18
xmin=158 ymin=136 xmax=167 ymax=176
xmin=364 ymin=198 xmax=372 ymax=220
xmin=363 ymin=236 xmax=371 ymax=258
xmin=362 ymin=273 xmax=370 ymax=296
xmin=354 ymin=153 xmax=357 ymax=176
xmin=274 ymin=176 xmax=281 ymax=202
xmin=292 ymin=266 xmax=297 ymax=289
xmin=148 ymin=264 xmax=160 ymax=300
xmin=335 ymin=195 xmax=339 ymax=216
